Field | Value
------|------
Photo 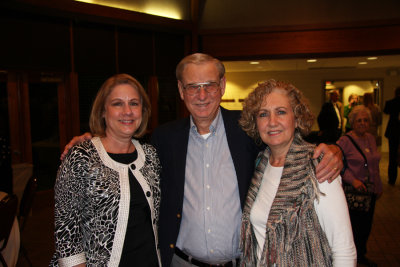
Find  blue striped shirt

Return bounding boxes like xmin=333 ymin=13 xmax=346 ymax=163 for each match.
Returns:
xmin=176 ymin=108 xmax=242 ymax=264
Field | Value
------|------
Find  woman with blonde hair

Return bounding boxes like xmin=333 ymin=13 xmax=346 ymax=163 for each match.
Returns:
xmin=240 ymin=79 xmax=356 ymax=266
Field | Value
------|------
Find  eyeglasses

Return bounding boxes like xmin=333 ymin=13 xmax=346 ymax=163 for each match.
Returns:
xmin=182 ymin=81 xmax=220 ymax=96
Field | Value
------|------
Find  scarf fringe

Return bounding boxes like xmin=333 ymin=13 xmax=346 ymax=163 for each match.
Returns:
xmin=240 ymin=132 xmax=332 ymax=267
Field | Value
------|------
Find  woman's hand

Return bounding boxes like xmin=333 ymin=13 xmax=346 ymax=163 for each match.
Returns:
xmin=313 ymin=143 xmax=343 ymax=183
xmin=60 ymin=132 xmax=93 ymax=160
xmin=352 ymin=179 xmax=367 ymax=192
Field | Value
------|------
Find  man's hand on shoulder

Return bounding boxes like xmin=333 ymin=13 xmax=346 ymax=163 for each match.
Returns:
xmin=313 ymin=143 xmax=343 ymax=183
xmin=60 ymin=132 xmax=93 ymax=161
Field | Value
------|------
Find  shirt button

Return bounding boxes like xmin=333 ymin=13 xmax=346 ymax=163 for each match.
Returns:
xmin=210 ymin=249 xmax=214 ymax=253
xmin=206 ymin=164 xmax=209 ymax=168
xmin=208 ymin=229 xmax=211 ymax=233
xmin=206 ymin=206 xmax=210 ymax=211
xmin=130 ymin=164 xmax=136 ymax=170
xmin=146 ymin=191 xmax=151 ymax=197
xmin=170 ymin=244 xmax=175 ymax=248
xmin=207 ymin=185 xmax=210 ymax=189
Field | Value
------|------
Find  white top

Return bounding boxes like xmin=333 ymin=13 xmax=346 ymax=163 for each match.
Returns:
xmin=250 ymin=162 xmax=356 ymax=267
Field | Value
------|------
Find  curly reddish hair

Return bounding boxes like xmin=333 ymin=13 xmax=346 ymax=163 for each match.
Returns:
xmin=239 ymin=79 xmax=314 ymax=145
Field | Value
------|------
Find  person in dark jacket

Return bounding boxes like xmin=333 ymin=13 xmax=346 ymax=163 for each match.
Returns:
xmin=383 ymin=86 xmax=400 ymax=185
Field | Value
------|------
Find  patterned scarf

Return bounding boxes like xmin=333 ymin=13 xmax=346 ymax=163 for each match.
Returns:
xmin=240 ymin=132 xmax=332 ymax=266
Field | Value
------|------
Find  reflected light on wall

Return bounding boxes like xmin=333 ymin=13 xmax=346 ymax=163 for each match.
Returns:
xmin=74 ymin=0 xmax=183 ymax=20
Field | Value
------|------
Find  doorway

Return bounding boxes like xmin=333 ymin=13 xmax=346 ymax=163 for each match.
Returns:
xmin=323 ymin=79 xmax=383 ymax=144
xmin=3 ymin=71 xmax=68 ymax=191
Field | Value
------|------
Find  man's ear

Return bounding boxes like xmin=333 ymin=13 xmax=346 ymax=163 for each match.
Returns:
xmin=220 ymin=76 xmax=226 ymax=96
xmin=178 ymin=80 xmax=185 ymax=100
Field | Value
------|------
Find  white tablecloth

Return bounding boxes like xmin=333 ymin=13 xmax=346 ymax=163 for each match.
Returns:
xmin=12 ymin=163 xmax=33 ymax=204
xmin=0 ymin=191 xmax=20 ymax=267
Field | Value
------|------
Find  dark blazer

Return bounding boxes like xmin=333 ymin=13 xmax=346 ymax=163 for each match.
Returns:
xmin=151 ymin=107 xmax=261 ymax=266
xmin=383 ymin=96 xmax=400 ymax=138
xmin=317 ymin=102 xmax=342 ymax=143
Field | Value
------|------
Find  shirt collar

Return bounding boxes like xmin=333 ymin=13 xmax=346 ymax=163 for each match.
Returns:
xmin=190 ymin=107 xmax=222 ymax=136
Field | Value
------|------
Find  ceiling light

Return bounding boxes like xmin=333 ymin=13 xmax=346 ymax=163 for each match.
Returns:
xmin=74 ymin=0 xmax=183 ymax=19
xmin=367 ymin=57 xmax=378 ymax=60
xmin=250 ymin=61 xmax=260 ymax=65
xmin=358 ymin=62 xmax=368 ymax=65
xmin=307 ymin=59 xmax=317 ymax=62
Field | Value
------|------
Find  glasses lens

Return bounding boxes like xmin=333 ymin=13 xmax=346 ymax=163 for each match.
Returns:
xmin=184 ymin=82 xmax=220 ymax=95
xmin=185 ymin=85 xmax=200 ymax=95
xmin=205 ymin=82 xmax=219 ymax=93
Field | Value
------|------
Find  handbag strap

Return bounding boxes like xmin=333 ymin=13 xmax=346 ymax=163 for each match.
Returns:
xmin=344 ymin=134 xmax=370 ymax=183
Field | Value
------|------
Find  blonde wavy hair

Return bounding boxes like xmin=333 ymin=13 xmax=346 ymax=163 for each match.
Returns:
xmin=239 ymin=79 xmax=314 ymax=145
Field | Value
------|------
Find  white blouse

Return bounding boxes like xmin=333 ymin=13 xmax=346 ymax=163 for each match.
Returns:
xmin=250 ymin=161 xmax=356 ymax=267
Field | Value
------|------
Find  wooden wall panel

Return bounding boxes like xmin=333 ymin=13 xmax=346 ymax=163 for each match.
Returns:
xmin=118 ymin=28 xmax=153 ymax=76
xmin=201 ymin=24 xmax=400 ymax=59
xmin=74 ymin=22 xmax=116 ymax=74
xmin=154 ymin=32 xmax=186 ymax=76
xmin=0 ymin=10 xmax=70 ymax=71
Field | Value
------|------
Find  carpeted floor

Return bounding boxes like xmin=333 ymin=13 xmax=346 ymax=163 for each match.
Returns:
xmin=16 ymin=152 xmax=400 ymax=267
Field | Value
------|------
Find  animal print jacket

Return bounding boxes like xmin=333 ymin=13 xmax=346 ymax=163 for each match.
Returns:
xmin=50 ymin=137 xmax=161 ymax=267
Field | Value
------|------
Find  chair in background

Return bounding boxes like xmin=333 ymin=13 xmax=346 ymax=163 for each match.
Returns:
xmin=0 ymin=194 xmax=18 ymax=267
xmin=17 ymin=176 xmax=37 ymax=267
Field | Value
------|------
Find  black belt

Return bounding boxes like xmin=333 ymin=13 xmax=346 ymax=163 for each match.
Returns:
xmin=175 ymin=247 xmax=239 ymax=267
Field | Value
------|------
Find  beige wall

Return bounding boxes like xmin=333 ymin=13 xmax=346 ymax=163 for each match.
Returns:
xmin=223 ymin=67 xmax=400 ymax=152
xmin=200 ymin=0 xmax=400 ymax=29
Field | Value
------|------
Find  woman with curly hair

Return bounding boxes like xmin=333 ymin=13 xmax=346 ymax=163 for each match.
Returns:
xmin=239 ymin=79 xmax=356 ymax=266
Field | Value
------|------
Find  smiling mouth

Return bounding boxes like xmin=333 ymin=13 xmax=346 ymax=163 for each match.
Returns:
xmin=268 ymin=130 xmax=281 ymax=135
xmin=195 ymin=103 xmax=209 ymax=108
xmin=120 ymin=120 xmax=134 ymax=124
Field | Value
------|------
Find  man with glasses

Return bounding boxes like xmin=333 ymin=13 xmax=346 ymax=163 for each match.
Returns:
xmin=151 ymin=53 xmax=344 ymax=267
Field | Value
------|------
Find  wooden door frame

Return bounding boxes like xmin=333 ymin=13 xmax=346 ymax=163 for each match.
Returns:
xmin=6 ymin=71 xmax=71 ymax=164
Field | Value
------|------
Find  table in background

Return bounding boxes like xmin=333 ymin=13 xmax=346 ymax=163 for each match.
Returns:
xmin=0 ymin=191 xmax=20 ymax=267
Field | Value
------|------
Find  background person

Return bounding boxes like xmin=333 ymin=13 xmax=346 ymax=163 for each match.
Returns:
xmin=344 ymin=93 xmax=359 ymax=133
xmin=337 ymin=105 xmax=383 ymax=267
xmin=362 ymin=92 xmax=382 ymax=146
xmin=383 ymin=86 xmax=400 ymax=185
xmin=239 ymin=80 xmax=356 ymax=266
xmin=317 ymin=90 xmax=343 ymax=143
xmin=50 ymin=74 xmax=161 ymax=267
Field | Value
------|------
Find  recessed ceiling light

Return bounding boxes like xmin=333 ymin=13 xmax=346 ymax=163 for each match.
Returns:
xmin=307 ymin=59 xmax=317 ymax=62
xmin=358 ymin=62 xmax=368 ymax=65
xmin=367 ymin=57 xmax=378 ymax=60
xmin=250 ymin=61 xmax=260 ymax=65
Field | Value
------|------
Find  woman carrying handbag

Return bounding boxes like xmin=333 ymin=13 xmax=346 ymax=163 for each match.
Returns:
xmin=337 ymin=105 xmax=383 ymax=267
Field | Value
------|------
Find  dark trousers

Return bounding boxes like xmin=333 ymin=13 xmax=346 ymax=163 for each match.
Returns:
xmin=349 ymin=195 xmax=377 ymax=259
xmin=388 ymin=136 xmax=400 ymax=184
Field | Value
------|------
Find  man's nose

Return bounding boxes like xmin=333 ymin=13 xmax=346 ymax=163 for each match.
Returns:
xmin=197 ymin=85 xmax=208 ymax=98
